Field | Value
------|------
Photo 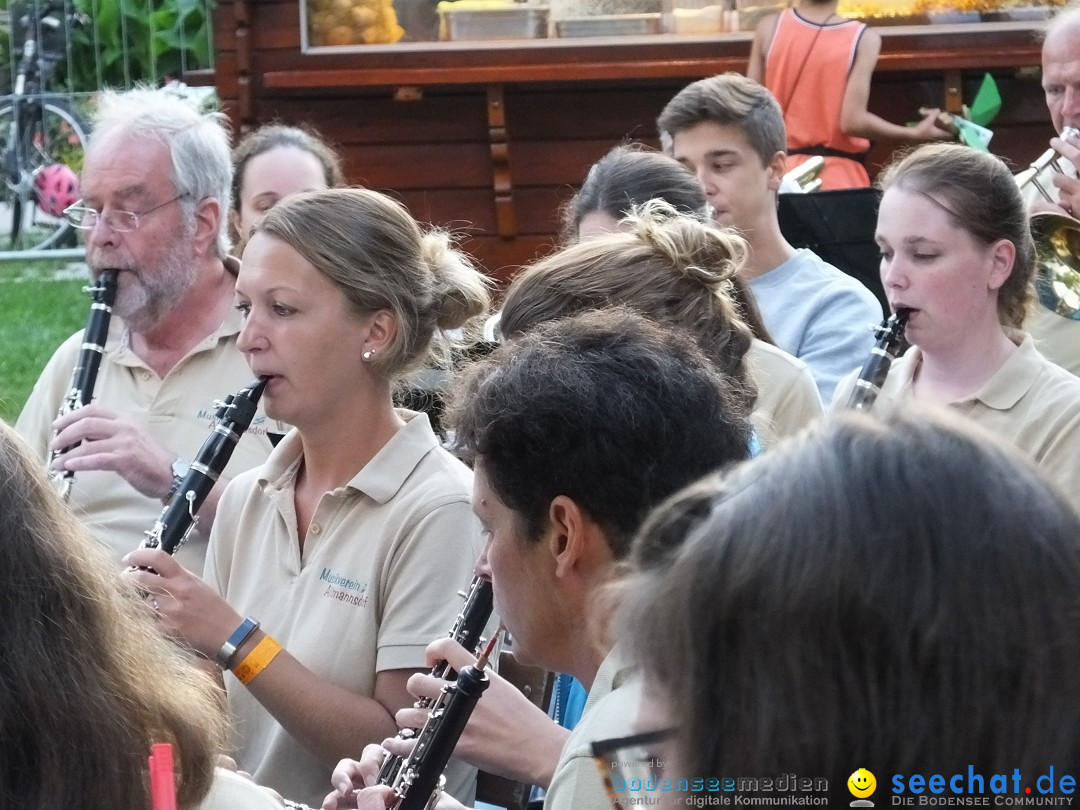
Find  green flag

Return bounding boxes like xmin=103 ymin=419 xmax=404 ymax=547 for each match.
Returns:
xmin=968 ymin=73 xmax=1002 ymax=127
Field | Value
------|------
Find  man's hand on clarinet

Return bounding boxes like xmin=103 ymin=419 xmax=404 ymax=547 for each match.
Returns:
xmin=50 ymin=402 xmax=176 ymax=499
xmin=395 ymin=637 xmax=569 ymax=789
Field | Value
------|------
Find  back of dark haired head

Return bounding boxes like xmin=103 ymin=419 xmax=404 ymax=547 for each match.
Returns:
xmin=448 ymin=307 xmax=752 ymax=559
xmin=625 ymin=409 xmax=1080 ymax=781
xmin=562 ymin=144 xmax=707 ymax=242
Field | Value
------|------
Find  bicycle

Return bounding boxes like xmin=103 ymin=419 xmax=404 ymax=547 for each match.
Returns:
xmin=1 ymin=0 xmax=90 ymax=252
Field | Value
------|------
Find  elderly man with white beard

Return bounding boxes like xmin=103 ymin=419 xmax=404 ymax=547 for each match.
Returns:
xmin=16 ymin=87 xmax=279 ymax=571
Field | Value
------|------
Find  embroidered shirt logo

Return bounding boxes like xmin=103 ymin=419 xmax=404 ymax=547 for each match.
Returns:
xmin=319 ymin=567 xmax=370 ymax=608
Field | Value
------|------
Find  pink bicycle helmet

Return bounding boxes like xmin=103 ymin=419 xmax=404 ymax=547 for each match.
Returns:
xmin=35 ymin=163 xmax=79 ymax=218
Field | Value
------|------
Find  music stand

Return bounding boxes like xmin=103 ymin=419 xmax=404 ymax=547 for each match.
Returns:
xmin=777 ymin=188 xmax=887 ymax=313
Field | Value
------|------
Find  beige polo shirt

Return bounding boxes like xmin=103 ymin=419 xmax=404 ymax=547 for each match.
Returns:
xmin=15 ymin=302 xmax=279 ymax=571
xmin=197 ymin=768 xmax=284 ymax=810
xmin=544 ymin=647 xmax=637 ymax=810
xmin=1026 ymin=305 xmax=1080 ymax=378
xmin=746 ymin=338 xmax=825 ymax=450
xmin=835 ymin=334 xmax=1080 ymax=512
xmin=204 ymin=410 xmax=485 ymax=808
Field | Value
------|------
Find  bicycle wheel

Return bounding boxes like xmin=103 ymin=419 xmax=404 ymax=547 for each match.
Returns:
xmin=0 ymin=96 xmax=90 ymax=252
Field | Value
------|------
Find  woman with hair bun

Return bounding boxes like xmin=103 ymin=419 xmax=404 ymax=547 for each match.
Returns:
xmin=553 ymin=145 xmax=822 ymax=448
xmin=127 ymin=187 xmax=492 ymax=807
xmin=563 ymin=144 xmax=774 ymax=343
xmin=508 ymin=191 xmax=821 ymax=449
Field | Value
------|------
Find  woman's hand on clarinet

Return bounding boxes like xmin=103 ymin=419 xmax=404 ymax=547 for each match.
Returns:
xmin=123 ymin=548 xmax=242 ymax=657
xmin=395 ymin=637 xmax=569 ymax=788
xmin=50 ymin=403 xmax=176 ymax=499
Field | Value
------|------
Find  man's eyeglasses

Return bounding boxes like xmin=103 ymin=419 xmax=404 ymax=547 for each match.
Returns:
xmin=63 ymin=193 xmax=188 ymax=232
xmin=591 ymin=728 xmax=676 ymax=809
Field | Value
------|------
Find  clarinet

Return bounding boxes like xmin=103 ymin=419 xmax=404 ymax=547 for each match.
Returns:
xmin=387 ymin=633 xmax=500 ymax=810
xmin=378 ymin=576 xmax=495 ymax=785
xmin=846 ymin=309 xmax=909 ymax=413
xmin=140 ymin=377 xmax=267 ymax=555
xmin=52 ymin=269 xmax=119 ymax=502
xmin=279 ymin=630 xmax=500 ymax=810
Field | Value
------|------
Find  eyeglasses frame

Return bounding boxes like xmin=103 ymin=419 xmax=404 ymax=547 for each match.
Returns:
xmin=63 ymin=193 xmax=190 ymax=232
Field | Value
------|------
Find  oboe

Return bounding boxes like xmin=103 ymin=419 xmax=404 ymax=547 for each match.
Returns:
xmin=52 ymin=269 xmax=119 ymax=501
xmin=378 ymin=576 xmax=495 ymax=785
xmin=140 ymin=377 xmax=267 ymax=555
xmin=388 ymin=632 xmax=501 ymax=810
xmin=846 ymin=310 xmax=909 ymax=413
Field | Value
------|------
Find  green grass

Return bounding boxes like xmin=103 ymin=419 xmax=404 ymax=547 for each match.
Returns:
xmin=0 ymin=260 xmax=89 ymax=424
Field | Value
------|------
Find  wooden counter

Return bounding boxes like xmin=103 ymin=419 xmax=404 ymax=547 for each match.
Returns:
xmin=215 ymin=2 xmax=1052 ymax=279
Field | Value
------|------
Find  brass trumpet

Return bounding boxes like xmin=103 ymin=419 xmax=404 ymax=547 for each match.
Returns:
xmin=1016 ymin=127 xmax=1080 ymax=321
xmin=781 ymin=155 xmax=825 ymax=193
xmin=1016 ymin=126 xmax=1079 ymax=205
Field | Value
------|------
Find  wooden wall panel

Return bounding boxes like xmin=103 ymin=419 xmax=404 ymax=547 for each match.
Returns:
xmin=215 ymin=1 xmax=1052 ymax=277
xmin=393 ymin=187 xmax=572 ymax=236
xmin=254 ymin=93 xmax=492 ymax=144
xmin=459 ymin=235 xmax=559 ymax=284
xmin=504 ymin=84 xmax=683 ymax=142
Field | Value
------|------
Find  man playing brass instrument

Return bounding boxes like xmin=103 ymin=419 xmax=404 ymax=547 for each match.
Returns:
xmin=16 ymin=88 xmax=279 ymax=570
xmin=1023 ymin=1 xmax=1080 ymax=376
xmin=1029 ymin=1 xmax=1080 ymax=218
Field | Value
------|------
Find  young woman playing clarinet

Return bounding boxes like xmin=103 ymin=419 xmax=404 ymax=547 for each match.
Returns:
xmin=126 ymin=187 xmax=492 ymax=808
xmin=834 ymin=143 xmax=1080 ymax=513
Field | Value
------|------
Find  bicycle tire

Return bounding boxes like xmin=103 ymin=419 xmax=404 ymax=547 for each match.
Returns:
xmin=0 ymin=96 xmax=90 ymax=253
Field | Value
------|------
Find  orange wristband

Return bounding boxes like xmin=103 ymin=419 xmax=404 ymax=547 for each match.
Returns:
xmin=232 ymin=635 xmax=283 ymax=686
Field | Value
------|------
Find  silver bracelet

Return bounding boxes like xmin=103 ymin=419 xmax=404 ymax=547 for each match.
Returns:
xmin=216 ymin=617 xmax=260 ymax=670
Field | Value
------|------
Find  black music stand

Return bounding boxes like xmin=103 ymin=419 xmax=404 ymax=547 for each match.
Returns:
xmin=777 ymin=188 xmax=887 ymax=313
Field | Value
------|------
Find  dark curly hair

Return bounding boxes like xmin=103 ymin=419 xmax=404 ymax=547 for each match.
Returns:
xmin=447 ymin=307 xmax=752 ymax=559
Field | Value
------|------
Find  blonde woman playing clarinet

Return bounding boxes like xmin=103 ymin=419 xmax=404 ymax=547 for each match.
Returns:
xmin=127 ymin=188 xmax=492 ymax=808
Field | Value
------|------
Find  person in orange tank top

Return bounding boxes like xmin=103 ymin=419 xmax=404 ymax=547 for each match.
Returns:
xmin=748 ymin=0 xmax=952 ymax=189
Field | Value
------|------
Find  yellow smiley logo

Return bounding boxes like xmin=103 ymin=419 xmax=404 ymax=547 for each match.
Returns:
xmin=848 ymin=768 xmax=877 ymax=798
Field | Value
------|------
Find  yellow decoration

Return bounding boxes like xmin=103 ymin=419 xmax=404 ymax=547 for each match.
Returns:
xmin=309 ymin=0 xmax=406 ymax=45
xmin=351 ymin=6 xmax=378 ymax=25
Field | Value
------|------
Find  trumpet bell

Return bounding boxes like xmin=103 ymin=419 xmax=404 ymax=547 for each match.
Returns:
xmin=1031 ymin=212 xmax=1080 ymax=321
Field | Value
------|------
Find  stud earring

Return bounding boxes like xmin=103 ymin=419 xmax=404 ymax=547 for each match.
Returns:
xmin=363 ymin=350 xmax=373 ymax=361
